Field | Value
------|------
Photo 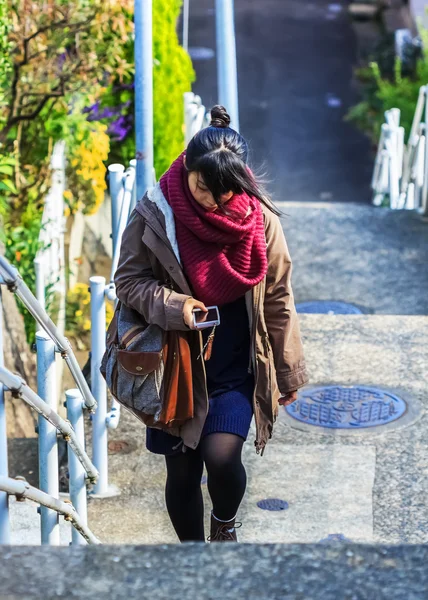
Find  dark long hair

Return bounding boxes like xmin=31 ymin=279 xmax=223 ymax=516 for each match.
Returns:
xmin=185 ymin=106 xmax=280 ymax=216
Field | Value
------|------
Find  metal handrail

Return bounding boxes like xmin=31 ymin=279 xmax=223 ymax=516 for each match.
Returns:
xmin=0 ymin=367 xmax=98 ymax=483
xmin=0 ymin=477 xmax=100 ymax=544
xmin=110 ymin=167 xmax=136 ymax=284
xmin=0 ymin=255 xmax=97 ymax=412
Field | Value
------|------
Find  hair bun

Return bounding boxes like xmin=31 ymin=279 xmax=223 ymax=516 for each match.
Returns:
xmin=210 ymin=105 xmax=231 ymax=128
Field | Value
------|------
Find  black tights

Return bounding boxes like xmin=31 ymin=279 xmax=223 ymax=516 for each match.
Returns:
xmin=165 ymin=433 xmax=247 ymax=542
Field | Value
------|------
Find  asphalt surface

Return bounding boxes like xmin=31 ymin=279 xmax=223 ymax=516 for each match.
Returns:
xmin=188 ymin=0 xmax=374 ymax=203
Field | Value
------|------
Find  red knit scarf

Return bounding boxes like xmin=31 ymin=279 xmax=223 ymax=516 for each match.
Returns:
xmin=159 ymin=154 xmax=268 ymax=306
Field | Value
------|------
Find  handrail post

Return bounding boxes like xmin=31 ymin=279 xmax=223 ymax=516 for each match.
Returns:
xmin=0 ymin=287 xmax=10 ymax=544
xmin=36 ymin=331 xmax=60 ymax=545
xmin=65 ymin=389 xmax=88 ymax=545
xmin=34 ymin=257 xmax=46 ymax=312
xmin=90 ymin=276 xmax=116 ymax=497
xmin=108 ymin=164 xmax=125 ymax=261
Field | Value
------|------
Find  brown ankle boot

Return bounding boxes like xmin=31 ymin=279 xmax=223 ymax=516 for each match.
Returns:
xmin=208 ymin=513 xmax=242 ymax=542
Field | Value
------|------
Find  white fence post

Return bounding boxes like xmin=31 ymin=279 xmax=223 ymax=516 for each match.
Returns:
xmin=36 ymin=331 xmax=60 ymax=545
xmin=65 ymin=389 xmax=88 ymax=546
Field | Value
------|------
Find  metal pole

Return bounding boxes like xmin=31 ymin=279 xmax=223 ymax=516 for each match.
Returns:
xmin=134 ymin=0 xmax=154 ymax=202
xmin=65 ymin=389 xmax=87 ymax=546
xmin=183 ymin=0 xmax=190 ymax=52
xmin=110 ymin=169 xmax=135 ymax=283
xmin=0 ymin=287 xmax=10 ymax=544
xmin=216 ymin=0 xmax=240 ymax=131
xmin=129 ymin=159 xmax=137 ymax=213
xmin=108 ymin=164 xmax=125 ymax=261
xmin=90 ymin=277 xmax=109 ymax=496
xmin=423 ymin=89 xmax=428 ymax=215
xmin=36 ymin=332 xmax=60 ymax=545
xmin=34 ymin=257 xmax=46 ymax=312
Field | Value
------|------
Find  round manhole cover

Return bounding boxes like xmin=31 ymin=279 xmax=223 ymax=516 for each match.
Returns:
xmin=257 ymin=499 xmax=289 ymax=511
xmin=285 ymin=386 xmax=407 ymax=430
xmin=296 ymin=301 xmax=362 ymax=315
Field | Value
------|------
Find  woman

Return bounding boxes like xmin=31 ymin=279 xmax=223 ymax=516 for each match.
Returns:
xmin=114 ymin=105 xmax=308 ymax=543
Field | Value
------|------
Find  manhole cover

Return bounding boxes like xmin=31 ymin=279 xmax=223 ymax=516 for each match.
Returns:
xmin=296 ymin=301 xmax=362 ymax=315
xmin=108 ymin=440 xmax=132 ymax=454
xmin=285 ymin=386 xmax=407 ymax=430
xmin=257 ymin=499 xmax=289 ymax=511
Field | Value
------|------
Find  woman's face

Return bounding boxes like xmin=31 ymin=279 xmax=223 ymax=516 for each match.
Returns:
xmin=187 ymin=171 xmax=233 ymax=212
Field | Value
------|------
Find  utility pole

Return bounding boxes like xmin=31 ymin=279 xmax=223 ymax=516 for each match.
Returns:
xmin=215 ymin=0 xmax=240 ymax=132
xmin=183 ymin=0 xmax=190 ymax=52
xmin=134 ymin=0 xmax=154 ymax=202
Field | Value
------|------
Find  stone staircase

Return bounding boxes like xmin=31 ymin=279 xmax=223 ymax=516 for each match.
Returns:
xmin=6 ymin=202 xmax=428 ymax=549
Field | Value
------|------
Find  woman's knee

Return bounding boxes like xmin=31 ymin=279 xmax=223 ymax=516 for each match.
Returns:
xmin=165 ymin=452 xmax=203 ymax=491
xmin=202 ymin=434 xmax=244 ymax=477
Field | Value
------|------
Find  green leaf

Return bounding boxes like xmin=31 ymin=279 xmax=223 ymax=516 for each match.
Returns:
xmin=0 ymin=179 xmax=16 ymax=192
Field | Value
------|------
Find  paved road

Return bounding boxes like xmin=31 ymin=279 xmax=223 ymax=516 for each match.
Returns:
xmin=188 ymin=0 xmax=373 ymax=203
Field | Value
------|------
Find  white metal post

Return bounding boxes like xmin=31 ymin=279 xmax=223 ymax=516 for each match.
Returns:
xmin=34 ymin=258 xmax=46 ymax=312
xmin=216 ymin=0 xmax=240 ymax=131
xmin=134 ymin=0 xmax=154 ymax=202
xmin=90 ymin=276 xmax=109 ymax=496
xmin=108 ymin=164 xmax=125 ymax=261
xmin=0 ymin=287 xmax=9 ymax=544
xmin=423 ymin=90 xmax=428 ymax=215
xmin=36 ymin=331 xmax=60 ymax=545
xmin=65 ymin=389 xmax=87 ymax=546
xmin=415 ymin=134 xmax=426 ymax=209
xmin=129 ymin=159 xmax=137 ymax=213
xmin=183 ymin=0 xmax=190 ymax=52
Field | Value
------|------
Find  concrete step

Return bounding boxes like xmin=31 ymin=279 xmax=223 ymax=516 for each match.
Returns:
xmin=2 ymin=543 xmax=428 ymax=600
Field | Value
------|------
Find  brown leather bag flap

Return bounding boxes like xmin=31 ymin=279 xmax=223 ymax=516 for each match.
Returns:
xmin=117 ymin=350 xmax=162 ymax=375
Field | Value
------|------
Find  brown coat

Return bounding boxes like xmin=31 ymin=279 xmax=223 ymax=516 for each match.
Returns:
xmin=114 ymin=184 xmax=308 ymax=455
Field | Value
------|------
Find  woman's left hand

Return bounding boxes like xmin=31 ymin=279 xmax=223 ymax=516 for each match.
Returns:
xmin=278 ymin=390 xmax=298 ymax=406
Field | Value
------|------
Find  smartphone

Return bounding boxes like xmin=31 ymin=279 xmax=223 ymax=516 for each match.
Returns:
xmin=192 ymin=306 xmax=220 ymax=330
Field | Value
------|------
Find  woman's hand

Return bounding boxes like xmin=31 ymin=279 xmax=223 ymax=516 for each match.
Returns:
xmin=183 ymin=298 xmax=208 ymax=330
xmin=278 ymin=390 xmax=298 ymax=406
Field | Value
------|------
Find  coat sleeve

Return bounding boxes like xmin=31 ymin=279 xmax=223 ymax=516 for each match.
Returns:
xmin=114 ymin=209 xmax=192 ymax=331
xmin=263 ymin=211 xmax=309 ymax=394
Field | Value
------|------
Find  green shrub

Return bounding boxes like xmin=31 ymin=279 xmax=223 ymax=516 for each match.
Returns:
xmin=347 ymin=28 xmax=428 ymax=144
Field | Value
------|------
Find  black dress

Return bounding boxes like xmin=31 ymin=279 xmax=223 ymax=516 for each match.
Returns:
xmin=145 ymin=295 xmax=254 ymax=455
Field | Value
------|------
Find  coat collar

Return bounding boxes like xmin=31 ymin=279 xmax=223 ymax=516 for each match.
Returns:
xmin=135 ymin=184 xmax=193 ymax=296
xmin=136 ymin=183 xmax=181 ymax=265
